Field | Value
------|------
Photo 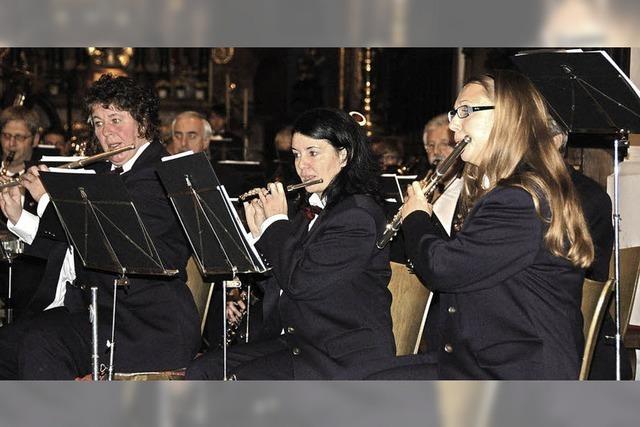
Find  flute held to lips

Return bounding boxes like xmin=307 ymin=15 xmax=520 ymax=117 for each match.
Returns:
xmin=238 ymin=178 xmax=323 ymax=202
xmin=0 ymin=144 xmax=136 ymax=190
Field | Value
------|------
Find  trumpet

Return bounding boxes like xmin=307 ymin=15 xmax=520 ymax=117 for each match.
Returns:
xmin=0 ymin=144 xmax=136 ymax=190
xmin=238 ymin=178 xmax=323 ymax=202
xmin=376 ymin=136 xmax=470 ymax=249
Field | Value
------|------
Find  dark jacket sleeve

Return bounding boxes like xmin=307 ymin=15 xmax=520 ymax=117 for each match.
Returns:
xmin=256 ymin=206 xmax=379 ymax=301
xmin=402 ymin=186 xmax=542 ymax=293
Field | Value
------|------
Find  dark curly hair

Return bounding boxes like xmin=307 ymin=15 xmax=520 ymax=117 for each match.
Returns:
xmin=85 ymin=73 xmax=160 ymax=142
xmin=292 ymin=108 xmax=380 ymax=208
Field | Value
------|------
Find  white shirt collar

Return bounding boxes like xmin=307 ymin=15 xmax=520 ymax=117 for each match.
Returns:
xmin=111 ymin=142 xmax=150 ymax=173
xmin=308 ymin=193 xmax=326 ymax=209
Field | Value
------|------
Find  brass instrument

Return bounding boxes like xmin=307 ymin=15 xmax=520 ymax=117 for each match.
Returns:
xmin=0 ymin=144 xmax=136 ymax=190
xmin=0 ymin=151 xmax=16 ymax=176
xmin=376 ymin=136 xmax=470 ymax=249
xmin=238 ymin=178 xmax=323 ymax=202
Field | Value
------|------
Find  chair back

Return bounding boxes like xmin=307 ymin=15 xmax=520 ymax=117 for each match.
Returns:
xmin=609 ymin=247 xmax=640 ymax=339
xmin=388 ymin=261 xmax=431 ymax=356
xmin=185 ymin=257 xmax=214 ymax=335
xmin=579 ymin=278 xmax=614 ymax=380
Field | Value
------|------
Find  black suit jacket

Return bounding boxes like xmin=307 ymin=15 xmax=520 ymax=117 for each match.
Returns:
xmin=34 ymin=141 xmax=200 ymax=373
xmin=570 ymin=168 xmax=613 ymax=281
xmin=255 ymin=194 xmax=395 ymax=379
xmin=403 ymin=186 xmax=584 ymax=379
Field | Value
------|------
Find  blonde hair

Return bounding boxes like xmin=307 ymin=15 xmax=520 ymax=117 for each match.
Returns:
xmin=461 ymin=70 xmax=593 ymax=268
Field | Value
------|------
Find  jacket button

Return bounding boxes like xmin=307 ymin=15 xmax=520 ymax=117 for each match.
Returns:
xmin=292 ymin=347 xmax=301 ymax=356
xmin=448 ymin=306 xmax=456 ymax=314
xmin=444 ymin=344 xmax=453 ymax=353
xmin=286 ymin=326 xmax=295 ymax=334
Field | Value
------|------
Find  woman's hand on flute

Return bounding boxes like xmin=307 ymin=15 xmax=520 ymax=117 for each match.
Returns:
xmin=259 ymin=182 xmax=287 ymax=218
xmin=401 ymin=181 xmax=433 ymax=220
xmin=21 ymin=165 xmax=49 ymax=203
xmin=243 ymin=182 xmax=287 ymax=238
xmin=244 ymin=197 xmax=266 ymax=238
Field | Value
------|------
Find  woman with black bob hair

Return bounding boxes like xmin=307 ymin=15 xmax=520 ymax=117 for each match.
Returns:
xmin=291 ymin=107 xmax=380 ymax=208
xmin=187 ymin=107 xmax=395 ymax=380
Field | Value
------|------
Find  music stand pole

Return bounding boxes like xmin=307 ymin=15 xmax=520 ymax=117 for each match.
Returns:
xmin=613 ymin=131 xmax=628 ymax=380
xmin=90 ymin=286 xmax=100 ymax=381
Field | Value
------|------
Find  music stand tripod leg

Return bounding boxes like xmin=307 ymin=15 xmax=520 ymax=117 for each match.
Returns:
xmin=6 ymin=258 xmax=13 ymax=324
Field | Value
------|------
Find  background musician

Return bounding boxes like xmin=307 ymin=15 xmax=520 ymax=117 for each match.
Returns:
xmin=371 ymin=70 xmax=594 ymax=379
xmin=550 ymin=122 xmax=632 ymax=380
xmin=186 ymin=107 xmax=395 ymax=380
xmin=0 ymin=106 xmax=47 ymax=321
xmin=170 ymin=110 xmax=212 ymax=155
xmin=0 ymin=74 xmax=200 ymax=379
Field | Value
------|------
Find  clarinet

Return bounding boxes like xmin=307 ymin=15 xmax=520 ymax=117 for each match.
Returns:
xmin=376 ymin=136 xmax=470 ymax=249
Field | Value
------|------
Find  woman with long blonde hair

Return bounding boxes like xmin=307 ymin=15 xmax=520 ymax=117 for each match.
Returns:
xmin=373 ymin=70 xmax=594 ymax=380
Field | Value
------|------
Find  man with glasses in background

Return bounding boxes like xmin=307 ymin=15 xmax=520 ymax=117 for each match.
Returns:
xmin=0 ymin=106 xmax=41 ymax=178
xmin=0 ymin=106 xmax=46 ymax=322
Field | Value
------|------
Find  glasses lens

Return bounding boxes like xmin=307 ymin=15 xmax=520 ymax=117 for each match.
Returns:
xmin=458 ymin=105 xmax=471 ymax=119
xmin=447 ymin=110 xmax=456 ymax=122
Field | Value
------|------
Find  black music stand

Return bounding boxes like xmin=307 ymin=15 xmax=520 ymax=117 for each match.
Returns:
xmin=513 ymin=49 xmax=640 ymax=379
xmin=380 ymin=173 xmax=418 ymax=204
xmin=157 ymin=152 xmax=267 ymax=379
xmin=40 ymin=171 xmax=178 ymax=380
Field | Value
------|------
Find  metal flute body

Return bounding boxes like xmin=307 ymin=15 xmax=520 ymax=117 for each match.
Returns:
xmin=238 ymin=178 xmax=323 ymax=202
xmin=0 ymin=144 xmax=136 ymax=190
xmin=376 ymin=136 xmax=470 ymax=249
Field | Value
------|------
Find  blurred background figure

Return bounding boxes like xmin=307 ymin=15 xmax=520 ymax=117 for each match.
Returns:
xmin=171 ymin=111 xmax=212 ymax=155
xmin=269 ymin=125 xmax=298 ymax=184
xmin=42 ymin=127 xmax=69 ymax=156
xmin=208 ymin=104 xmax=242 ymax=161
xmin=422 ymin=113 xmax=455 ymax=175
xmin=369 ymin=136 xmax=404 ymax=174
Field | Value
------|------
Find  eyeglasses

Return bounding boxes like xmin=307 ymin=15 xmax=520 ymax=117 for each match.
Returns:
xmin=1 ymin=132 xmax=33 ymax=143
xmin=447 ymin=105 xmax=495 ymax=122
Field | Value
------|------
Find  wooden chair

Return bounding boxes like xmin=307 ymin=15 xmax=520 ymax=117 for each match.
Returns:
xmin=388 ymin=261 xmax=431 ymax=356
xmin=579 ymin=278 xmax=614 ymax=380
xmin=609 ymin=247 xmax=640 ymax=378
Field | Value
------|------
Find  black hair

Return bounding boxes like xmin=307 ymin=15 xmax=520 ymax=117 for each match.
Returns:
xmin=85 ymin=73 xmax=160 ymax=142
xmin=292 ymin=108 xmax=380 ymax=208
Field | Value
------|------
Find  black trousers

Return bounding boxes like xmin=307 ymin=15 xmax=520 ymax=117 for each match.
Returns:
xmin=0 ymin=307 xmax=92 ymax=380
xmin=186 ymin=337 xmax=294 ymax=380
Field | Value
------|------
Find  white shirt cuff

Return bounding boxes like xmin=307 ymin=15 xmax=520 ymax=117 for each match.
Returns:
xmin=7 ymin=210 xmax=40 ymax=245
xmin=255 ymin=214 xmax=288 ymax=239
xmin=37 ymin=193 xmax=51 ymax=217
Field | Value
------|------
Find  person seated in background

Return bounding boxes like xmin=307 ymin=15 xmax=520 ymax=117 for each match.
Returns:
xmin=369 ymin=136 xmax=403 ymax=174
xmin=269 ymin=125 xmax=298 ymax=185
xmin=42 ymin=127 xmax=70 ymax=156
xmin=171 ymin=111 xmax=213 ymax=156
xmin=0 ymin=106 xmax=41 ymax=176
xmin=549 ymin=119 xmax=632 ymax=380
xmin=0 ymin=106 xmax=47 ymax=322
xmin=208 ymin=104 xmax=242 ymax=161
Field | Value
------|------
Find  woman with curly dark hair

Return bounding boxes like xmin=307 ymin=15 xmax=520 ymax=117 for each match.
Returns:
xmin=0 ymin=74 xmax=200 ymax=379
xmin=187 ymin=108 xmax=395 ymax=379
